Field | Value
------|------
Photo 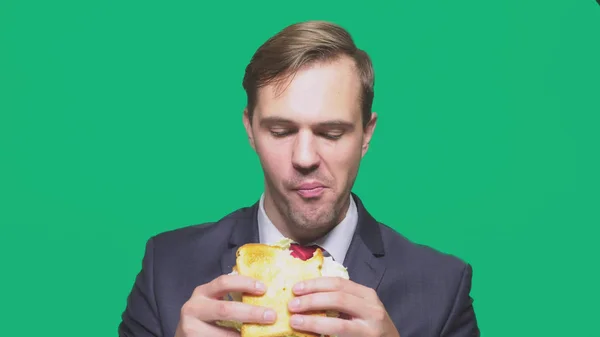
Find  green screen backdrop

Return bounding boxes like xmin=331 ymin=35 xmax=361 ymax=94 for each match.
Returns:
xmin=1 ymin=0 xmax=599 ymax=336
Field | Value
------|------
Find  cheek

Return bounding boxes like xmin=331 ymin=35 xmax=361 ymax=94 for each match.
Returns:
xmin=321 ymin=141 xmax=363 ymax=178
xmin=256 ymin=141 xmax=289 ymax=180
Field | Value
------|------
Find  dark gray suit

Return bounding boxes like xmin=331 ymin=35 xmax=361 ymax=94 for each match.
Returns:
xmin=119 ymin=194 xmax=480 ymax=336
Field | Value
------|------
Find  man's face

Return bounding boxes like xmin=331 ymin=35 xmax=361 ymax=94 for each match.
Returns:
xmin=243 ymin=56 xmax=377 ymax=241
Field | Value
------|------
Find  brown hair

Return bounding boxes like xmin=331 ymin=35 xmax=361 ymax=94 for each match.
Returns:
xmin=242 ymin=20 xmax=375 ymax=128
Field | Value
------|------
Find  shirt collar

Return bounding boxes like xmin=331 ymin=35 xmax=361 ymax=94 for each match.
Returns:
xmin=257 ymin=193 xmax=358 ymax=265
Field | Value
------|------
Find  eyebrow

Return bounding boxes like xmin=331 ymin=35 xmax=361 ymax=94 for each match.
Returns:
xmin=259 ymin=117 xmax=355 ymax=130
xmin=259 ymin=117 xmax=295 ymax=127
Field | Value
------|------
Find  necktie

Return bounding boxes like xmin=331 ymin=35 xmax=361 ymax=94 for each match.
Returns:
xmin=289 ymin=243 xmax=320 ymax=261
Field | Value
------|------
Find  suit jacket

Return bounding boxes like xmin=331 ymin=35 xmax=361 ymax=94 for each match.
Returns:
xmin=119 ymin=194 xmax=480 ymax=336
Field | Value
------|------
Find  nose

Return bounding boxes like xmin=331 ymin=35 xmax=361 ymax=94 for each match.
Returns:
xmin=291 ymin=130 xmax=320 ymax=173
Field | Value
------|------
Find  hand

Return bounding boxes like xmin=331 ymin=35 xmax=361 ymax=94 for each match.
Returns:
xmin=174 ymin=274 xmax=277 ymax=337
xmin=287 ymin=277 xmax=400 ymax=337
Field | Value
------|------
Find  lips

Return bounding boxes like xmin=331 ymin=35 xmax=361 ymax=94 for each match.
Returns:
xmin=294 ymin=182 xmax=326 ymax=198
xmin=297 ymin=182 xmax=325 ymax=190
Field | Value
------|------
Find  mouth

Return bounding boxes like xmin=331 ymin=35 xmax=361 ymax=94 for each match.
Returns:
xmin=293 ymin=182 xmax=326 ymax=199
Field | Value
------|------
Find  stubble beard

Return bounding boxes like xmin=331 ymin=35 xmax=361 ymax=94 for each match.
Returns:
xmin=275 ymin=186 xmax=356 ymax=243
xmin=284 ymin=199 xmax=340 ymax=241
xmin=265 ymin=180 xmax=345 ymax=242
xmin=263 ymin=162 xmax=360 ymax=242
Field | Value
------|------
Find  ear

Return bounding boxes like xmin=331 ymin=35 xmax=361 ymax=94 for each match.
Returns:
xmin=243 ymin=107 xmax=256 ymax=151
xmin=361 ymin=112 xmax=378 ymax=158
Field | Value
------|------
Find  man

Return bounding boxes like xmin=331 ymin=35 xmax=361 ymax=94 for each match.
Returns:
xmin=119 ymin=20 xmax=479 ymax=337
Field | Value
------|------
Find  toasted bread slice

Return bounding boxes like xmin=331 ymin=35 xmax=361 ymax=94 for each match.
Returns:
xmin=235 ymin=243 xmax=325 ymax=337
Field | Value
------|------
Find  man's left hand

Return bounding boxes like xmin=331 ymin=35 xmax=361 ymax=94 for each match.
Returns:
xmin=288 ymin=277 xmax=400 ymax=337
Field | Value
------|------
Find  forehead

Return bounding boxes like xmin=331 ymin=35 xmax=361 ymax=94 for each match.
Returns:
xmin=254 ymin=57 xmax=362 ymax=124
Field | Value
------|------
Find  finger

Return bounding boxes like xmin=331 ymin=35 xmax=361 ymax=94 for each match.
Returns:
xmin=288 ymin=291 xmax=374 ymax=319
xmin=293 ymin=277 xmax=376 ymax=299
xmin=198 ymin=274 xmax=266 ymax=299
xmin=289 ymin=314 xmax=366 ymax=337
xmin=203 ymin=299 xmax=277 ymax=324
xmin=181 ymin=297 xmax=277 ymax=324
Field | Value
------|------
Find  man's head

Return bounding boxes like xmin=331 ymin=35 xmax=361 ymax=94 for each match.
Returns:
xmin=242 ymin=21 xmax=377 ymax=243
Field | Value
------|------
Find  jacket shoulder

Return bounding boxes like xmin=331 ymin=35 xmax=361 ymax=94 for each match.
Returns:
xmin=379 ymin=223 xmax=469 ymax=271
xmin=376 ymin=223 xmax=478 ymax=335
xmin=148 ymin=204 xmax=254 ymax=256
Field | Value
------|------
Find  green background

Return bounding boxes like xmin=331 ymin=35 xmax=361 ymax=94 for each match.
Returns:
xmin=1 ymin=0 xmax=599 ymax=335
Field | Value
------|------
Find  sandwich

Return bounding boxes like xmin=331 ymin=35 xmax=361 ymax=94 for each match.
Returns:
xmin=216 ymin=238 xmax=349 ymax=337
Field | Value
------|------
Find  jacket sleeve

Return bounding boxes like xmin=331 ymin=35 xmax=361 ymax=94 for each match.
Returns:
xmin=118 ymin=237 xmax=163 ymax=337
xmin=440 ymin=263 xmax=480 ymax=337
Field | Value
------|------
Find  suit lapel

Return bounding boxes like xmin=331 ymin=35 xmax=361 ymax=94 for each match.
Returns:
xmin=220 ymin=202 xmax=260 ymax=275
xmin=345 ymin=235 xmax=386 ymax=290
xmin=344 ymin=194 xmax=387 ymax=291
xmin=220 ymin=246 xmax=239 ymax=275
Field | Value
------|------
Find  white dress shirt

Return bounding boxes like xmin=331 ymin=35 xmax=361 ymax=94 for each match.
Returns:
xmin=257 ymin=193 xmax=358 ymax=265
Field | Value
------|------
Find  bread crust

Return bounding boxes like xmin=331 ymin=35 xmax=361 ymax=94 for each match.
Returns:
xmin=235 ymin=243 xmax=326 ymax=337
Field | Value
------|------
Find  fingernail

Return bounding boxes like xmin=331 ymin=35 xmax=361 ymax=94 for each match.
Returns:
xmin=289 ymin=298 xmax=300 ymax=309
xmin=263 ymin=310 xmax=276 ymax=322
xmin=293 ymin=282 xmax=305 ymax=292
xmin=255 ymin=281 xmax=265 ymax=291
xmin=290 ymin=315 xmax=303 ymax=326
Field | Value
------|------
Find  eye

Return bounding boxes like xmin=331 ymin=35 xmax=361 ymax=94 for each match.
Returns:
xmin=321 ymin=131 xmax=344 ymax=140
xmin=270 ymin=129 xmax=293 ymax=137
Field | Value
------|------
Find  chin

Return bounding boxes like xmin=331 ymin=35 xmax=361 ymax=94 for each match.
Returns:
xmin=288 ymin=201 xmax=338 ymax=229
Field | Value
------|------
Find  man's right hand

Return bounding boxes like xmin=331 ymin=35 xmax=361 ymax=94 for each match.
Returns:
xmin=174 ymin=274 xmax=277 ymax=337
